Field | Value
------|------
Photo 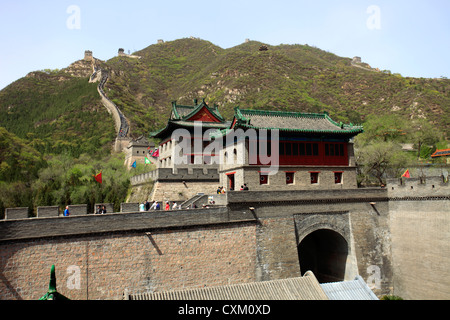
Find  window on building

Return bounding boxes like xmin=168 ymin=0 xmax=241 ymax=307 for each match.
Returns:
xmin=259 ymin=172 xmax=268 ymax=185
xmin=306 ymin=143 xmax=312 ymax=156
xmin=325 ymin=143 xmax=345 ymax=157
xmin=334 ymin=172 xmax=343 ymax=184
xmin=285 ymin=143 xmax=292 ymax=156
xmin=310 ymin=172 xmax=319 ymax=184
xmin=299 ymin=143 xmax=305 ymax=156
xmin=312 ymin=143 xmax=319 ymax=156
xmin=286 ymin=172 xmax=294 ymax=184
xmin=279 ymin=142 xmax=285 ymax=156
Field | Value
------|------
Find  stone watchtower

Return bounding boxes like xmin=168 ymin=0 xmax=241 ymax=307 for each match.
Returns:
xmin=118 ymin=48 xmax=125 ymax=56
xmin=84 ymin=50 xmax=93 ymax=61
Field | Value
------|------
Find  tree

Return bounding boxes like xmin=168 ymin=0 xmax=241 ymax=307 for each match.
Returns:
xmin=357 ymin=114 xmax=408 ymax=144
xmin=354 ymin=114 xmax=413 ymax=186
xmin=408 ymin=118 xmax=443 ymax=160
xmin=356 ymin=140 xmax=410 ymax=186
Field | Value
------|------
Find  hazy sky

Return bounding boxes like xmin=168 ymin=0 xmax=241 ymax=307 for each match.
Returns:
xmin=0 ymin=0 xmax=449 ymax=90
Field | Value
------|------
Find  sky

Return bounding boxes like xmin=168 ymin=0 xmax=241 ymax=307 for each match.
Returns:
xmin=0 ymin=0 xmax=449 ymax=90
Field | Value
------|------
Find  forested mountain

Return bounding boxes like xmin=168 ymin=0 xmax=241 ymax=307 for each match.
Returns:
xmin=105 ymin=38 xmax=450 ymax=137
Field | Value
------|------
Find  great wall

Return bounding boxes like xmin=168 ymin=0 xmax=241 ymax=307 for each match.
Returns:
xmin=85 ymin=50 xmax=132 ymax=153
xmin=1 ymin=49 xmax=449 ymax=301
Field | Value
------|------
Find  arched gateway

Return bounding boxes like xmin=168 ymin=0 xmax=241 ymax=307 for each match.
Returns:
xmin=297 ymin=228 xmax=349 ymax=283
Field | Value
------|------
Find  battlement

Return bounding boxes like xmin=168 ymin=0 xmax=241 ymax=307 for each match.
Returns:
xmin=131 ymin=168 xmax=220 ymax=186
xmin=84 ymin=50 xmax=93 ymax=61
xmin=387 ymin=175 xmax=449 ymax=199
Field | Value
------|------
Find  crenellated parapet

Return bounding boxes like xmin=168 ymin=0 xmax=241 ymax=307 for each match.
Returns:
xmin=130 ymin=168 xmax=220 ymax=186
xmin=387 ymin=175 xmax=449 ymax=200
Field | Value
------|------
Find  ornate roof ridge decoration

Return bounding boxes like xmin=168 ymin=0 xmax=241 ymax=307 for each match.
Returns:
xmin=150 ymin=99 xmax=226 ymax=139
xmin=171 ymin=99 xmax=225 ymax=122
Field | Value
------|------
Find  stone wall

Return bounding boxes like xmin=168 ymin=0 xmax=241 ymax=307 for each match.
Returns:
xmin=227 ymin=188 xmax=392 ymax=297
xmin=0 ymin=208 xmax=256 ymax=300
xmin=220 ymin=166 xmax=358 ymax=191
xmin=4 ymin=208 xmax=29 ymax=220
xmin=387 ymin=176 xmax=450 ymax=300
xmin=130 ymin=168 xmax=221 ymax=202
xmin=130 ymin=168 xmax=220 ymax=186
xmin=150 ymin=181 xmax=219 ymax=202
xmin=1 ymin=179 xmax=449 ymax=300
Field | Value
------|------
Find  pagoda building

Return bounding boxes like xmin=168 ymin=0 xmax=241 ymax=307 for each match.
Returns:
xmin=216 ymin=107 xmax=364 ymax=191
xmin=145 ymin=100 xmax=229 ymax=202
xmin=150 ymin=99 xmax=229 ymax=170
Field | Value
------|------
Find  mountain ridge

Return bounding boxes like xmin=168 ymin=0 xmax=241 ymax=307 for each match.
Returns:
xmin=1 ymin=37 xmax=449 ymax=152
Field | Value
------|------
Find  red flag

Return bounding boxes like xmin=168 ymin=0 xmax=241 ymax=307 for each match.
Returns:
xmin=94 ymin=172 xmax=102 ymax=184
xmin=401 ymin=169 xmax=410 ymax=178
xmin=152 ymin=148 xmax=159 ymax=158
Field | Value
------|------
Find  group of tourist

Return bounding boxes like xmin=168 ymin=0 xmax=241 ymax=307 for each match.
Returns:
xmin=139 ymin=200 xmax=181 ymax=211
xmin=95 ymin=205 xmax=108 ymax=214
xmin=216 ymin=186 xmax=226 ymax=194
xmin=217 ymin=184 xmax=249 ymax=193
xmin=239 ymin=184 xmax=249 ymax=191
xmin=62 ymin=204 xmax=107 ymax=216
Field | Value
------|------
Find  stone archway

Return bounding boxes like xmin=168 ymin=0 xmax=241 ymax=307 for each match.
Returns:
xmin=297 ymin=228 xmax=349 ymax=283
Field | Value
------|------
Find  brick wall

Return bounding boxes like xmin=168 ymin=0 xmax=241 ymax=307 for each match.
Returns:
xmin=255 ymin=217 xmax=301 ymax=281
xmin=0 ymin=223 xmax=256 ymax=300
xmin=143 ymin=223 xmax=256 ymax=293
xmin=227 ymin=188 xmax=393 ymax=297
xmin=0 ymin=208 xmax=257 ymax=300
xmin=387 ymin=176 xmax=450 ymax=299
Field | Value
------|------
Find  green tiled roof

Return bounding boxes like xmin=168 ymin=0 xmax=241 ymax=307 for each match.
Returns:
xmin=150 ymin=100 xmax=227 ymax=139
xmin=232 ymin=107 xmax=363 ymax=136
xmin=171 ymin=99 xmax=225 ymax=122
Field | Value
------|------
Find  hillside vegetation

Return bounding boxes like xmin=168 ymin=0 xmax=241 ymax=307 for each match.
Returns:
xmin=105 ymin=38 xmax=450 ymax=137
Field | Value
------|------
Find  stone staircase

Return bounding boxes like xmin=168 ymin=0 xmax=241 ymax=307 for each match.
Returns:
xmin=180 ymin=194 xmax=207 ymax=209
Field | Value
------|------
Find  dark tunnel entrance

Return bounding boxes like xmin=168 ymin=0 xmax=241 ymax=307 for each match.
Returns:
xmin=298 ymin=229 xmax=348 ymax=283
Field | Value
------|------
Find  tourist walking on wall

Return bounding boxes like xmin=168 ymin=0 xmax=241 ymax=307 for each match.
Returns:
xmin=165 ymin=201 xmax=170 ymax=211
xmin=64 ymin=206 xmax=70 ymax=217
